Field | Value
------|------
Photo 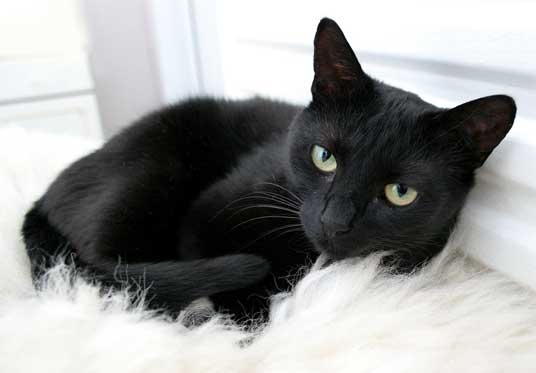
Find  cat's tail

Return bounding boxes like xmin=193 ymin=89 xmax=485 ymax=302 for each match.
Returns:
xmin=92 ymin=255 xmax=270 ymax=311
xmin=22 ymin=201 xmax=270 ymax=311
xmin=23 ymin=200 xmax=76 ymax=280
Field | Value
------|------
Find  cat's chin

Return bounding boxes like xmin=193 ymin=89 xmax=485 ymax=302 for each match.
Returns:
xmin=314 ymin=237 xmax=363 ymax=261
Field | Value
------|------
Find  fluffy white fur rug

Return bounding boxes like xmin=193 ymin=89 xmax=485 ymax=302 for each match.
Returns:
xmin=1 ymin=127 xmax=535 ymax=373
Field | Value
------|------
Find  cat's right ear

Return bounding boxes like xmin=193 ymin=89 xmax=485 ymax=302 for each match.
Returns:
xmin=311 ymin=18 xmax=369 ymax=101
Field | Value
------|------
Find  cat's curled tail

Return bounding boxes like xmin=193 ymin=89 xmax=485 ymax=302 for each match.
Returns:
xmin=22 ymin=202 xmax=270 ymax=312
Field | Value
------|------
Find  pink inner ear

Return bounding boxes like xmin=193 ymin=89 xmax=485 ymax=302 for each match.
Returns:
xmin=312 ymin=19 xmax=365 ymax=98
xmin=324 ymin=81 xmax=338 ymax=96
xmin=467 ymin=119 xmax=499 ymax=154
xmin=447 ymin=95 xmax=515 ymax=165
xmin=315 ymin=36 xmax=358 ymax=83
xmin=462 ymin=107 xmax=513 ymax=163
xmin=332 ymin=61 xmax=358 ymax=81
xmin=466 ymin=119 xmax=490 ymax=138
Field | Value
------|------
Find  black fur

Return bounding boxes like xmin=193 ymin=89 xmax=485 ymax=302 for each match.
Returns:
xmin=22 ymin=18 xmax=516 ymax=320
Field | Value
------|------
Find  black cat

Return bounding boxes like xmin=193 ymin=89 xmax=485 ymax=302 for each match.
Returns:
xmin=22 ymin=18 xmax=516 ymax=320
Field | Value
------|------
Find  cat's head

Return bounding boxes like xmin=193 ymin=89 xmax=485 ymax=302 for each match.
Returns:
xmin=287 ymin=18 xmax=516 ymax=267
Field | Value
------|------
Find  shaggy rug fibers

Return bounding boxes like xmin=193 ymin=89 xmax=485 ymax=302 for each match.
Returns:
xmin=0 ymin=127 xmax=535 ymax=372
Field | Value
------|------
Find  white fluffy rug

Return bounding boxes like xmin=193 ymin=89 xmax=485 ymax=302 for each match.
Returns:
xmin=1 ymin=127 xmax=535 ymax=373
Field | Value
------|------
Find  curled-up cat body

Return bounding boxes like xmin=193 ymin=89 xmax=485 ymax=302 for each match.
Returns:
xmin=22 ymin=18 xmax=516 ymax=320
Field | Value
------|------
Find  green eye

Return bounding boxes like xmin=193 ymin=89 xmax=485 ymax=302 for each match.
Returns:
xmin=311 ymin=145 xmax=337 ymax=173
xmin=384 ymin=183 xmax=418 ymax=206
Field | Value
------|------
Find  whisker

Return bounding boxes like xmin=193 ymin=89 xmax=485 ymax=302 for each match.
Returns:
xmin=209 ymin=181 xmax=303 ymax=223
xmin=225 ymin=203 xmax=299 ymax=222
xmin=256 ymin=182 xmax=303 ymax=203
xmin=271 ymin=227 xmax=304 ymax=241
xmin=209 ymin=195 xmax=295 ymax=222
xmin=208 ymin=194 xmax=261 ymax=223
xmin=249 ymin=190 xmax=301 ymax=209
xmin=240 ymin=223 xmax=303 ymax=250
xmin=246 ymin=193 xmax=301 ymax=211
xmin=226 ymin=214 xmax=300 ymax=233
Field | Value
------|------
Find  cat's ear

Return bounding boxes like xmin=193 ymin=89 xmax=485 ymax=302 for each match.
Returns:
xmin=443 ymin=95 xmax=516 ymax=166
xmin=312 ymin=18 xmax=368 ymax=100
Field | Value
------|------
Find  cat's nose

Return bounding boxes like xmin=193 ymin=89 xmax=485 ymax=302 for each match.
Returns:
xmin=320 ymin=196 xmax=356 ymax=237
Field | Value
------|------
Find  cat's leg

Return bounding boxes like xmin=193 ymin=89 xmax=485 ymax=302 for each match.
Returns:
xmin=176 ymin=167 xmax=314 ymax=319
xmin=176 ymin=170 xmax=295 ymax=260
xmin=176 ymin=142 xmax=305 ymax=260
xmin=32 ymin=169 xmax=271 ymax=314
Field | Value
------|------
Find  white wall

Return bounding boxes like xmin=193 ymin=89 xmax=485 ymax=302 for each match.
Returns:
xmin=81 ymin=0 xmax=164 ymax=137
xmin=80 ymin=0 xmax=227 ymax=136
xmin=0 ymin=0 xmax=101 ymax=138
xmin=143 ymin=0 xmax=227 ymax=102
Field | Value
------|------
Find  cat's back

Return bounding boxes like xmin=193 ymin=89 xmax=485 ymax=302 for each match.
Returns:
xmin=41 ymin=97 xmax=301 ymax=224
xmin=104 ymin=97 xmax=300 ymax=158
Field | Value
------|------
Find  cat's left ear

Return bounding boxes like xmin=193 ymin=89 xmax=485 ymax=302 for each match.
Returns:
xmin=311 ymin=18 xmax=369 ymax=100
xmin=443 ymin=95 xmax=516 ymax=166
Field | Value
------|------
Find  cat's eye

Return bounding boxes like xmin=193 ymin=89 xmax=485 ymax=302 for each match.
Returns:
xmin=384 ymin=183 xmax=418 ymax=206
xmin=311 ymin=145 xmax=337 ymax=173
